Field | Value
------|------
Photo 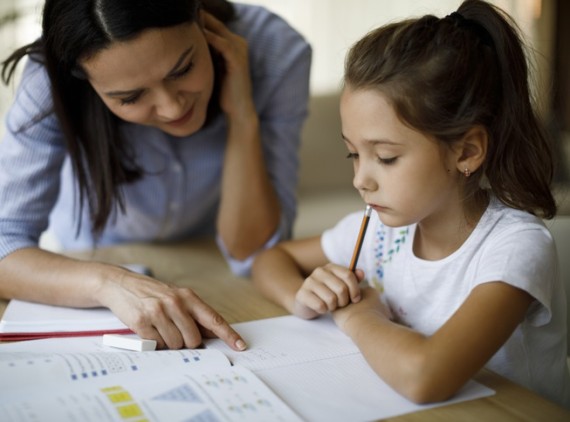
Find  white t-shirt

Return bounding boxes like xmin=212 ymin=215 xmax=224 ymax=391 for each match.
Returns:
xmin=322 ymin=196 xmax=570 ymax=409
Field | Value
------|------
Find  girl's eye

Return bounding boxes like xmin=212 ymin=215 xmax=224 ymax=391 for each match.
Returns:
xmin=378 ymin=156 xmax=397 ymax=165
xmin=170 ymin=61 xmax=194 ymax=80
xmin=120 ymin=93 xmax=142 ymax=105
xmin=346 ymin=152 xmax=358 ymax=160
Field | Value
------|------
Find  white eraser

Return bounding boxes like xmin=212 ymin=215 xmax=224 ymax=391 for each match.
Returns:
xmin=103 ymin=334 xmax=157 ymax=352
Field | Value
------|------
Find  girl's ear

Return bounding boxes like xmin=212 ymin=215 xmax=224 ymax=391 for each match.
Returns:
xmin=455 ymin=125 xmax=488 ymax=175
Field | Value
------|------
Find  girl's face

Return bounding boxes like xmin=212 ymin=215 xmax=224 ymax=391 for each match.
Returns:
xmin=340 ymin=86 xmax=461 ymax=228
xmin=81 ymin=22 xmax=214 ymax=137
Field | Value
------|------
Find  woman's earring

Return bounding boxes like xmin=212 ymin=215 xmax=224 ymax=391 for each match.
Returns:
xmin=464 ymin=168 xmax=471 ymax=178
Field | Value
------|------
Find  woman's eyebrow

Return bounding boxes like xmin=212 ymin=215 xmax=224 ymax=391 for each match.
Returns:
xmin=165 ymin=46 xmax=194 ymax=78
xmin=105 ymin=46 xmax=195 ymax=97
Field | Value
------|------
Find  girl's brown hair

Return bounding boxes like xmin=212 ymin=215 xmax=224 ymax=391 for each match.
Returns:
xmin=344 ymin=0 xmax=556 ymax=218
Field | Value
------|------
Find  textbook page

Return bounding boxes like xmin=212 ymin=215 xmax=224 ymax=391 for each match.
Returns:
xmin=0 ymin=339 xmax=302 ymax=422
xmin=205 ymin=315 xmax=495 ymax=422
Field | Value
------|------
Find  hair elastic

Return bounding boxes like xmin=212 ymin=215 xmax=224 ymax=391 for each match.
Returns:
xmin=446 ymin=11 xmax=493 ymax=47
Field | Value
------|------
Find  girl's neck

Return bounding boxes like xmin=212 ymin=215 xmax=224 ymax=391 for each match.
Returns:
xmin=413 ymin=190 xmax=490 ymax=261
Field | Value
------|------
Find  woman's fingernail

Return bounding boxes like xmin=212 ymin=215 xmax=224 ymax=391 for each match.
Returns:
xmin=354 ymin=295 xmax=361 ymax=302
xmin=236 ymin=339 xmax=247 ymax=351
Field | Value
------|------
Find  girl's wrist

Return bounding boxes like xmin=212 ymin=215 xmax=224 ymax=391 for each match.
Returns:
xmin=343 ymin=308 xmax=388 ymax=338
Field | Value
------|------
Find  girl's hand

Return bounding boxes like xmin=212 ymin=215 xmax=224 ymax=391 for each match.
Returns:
xmin=292 ymin=264 xmax=363 ymax=319
xmin=99 ymin=268 xmax=246 ymax=351
xmin=332 ymin=287 xmax=393 ymax=332
xmin=201 ymin=11 xmax=255 ymax=120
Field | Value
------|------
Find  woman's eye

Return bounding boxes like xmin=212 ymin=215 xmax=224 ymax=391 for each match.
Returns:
xmin=378 ymin=156 xmax=397 ymax=165
xmin=346 ymin=152 xmax=359 ymax=160
xmin=170 ymin=61 xmax=194 ymax=80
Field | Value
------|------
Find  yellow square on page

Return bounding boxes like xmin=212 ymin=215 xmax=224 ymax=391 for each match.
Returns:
xmin=117 ymin=403 xmax=144 ymax=418
xmin=107 ymin=391 xmax=133 ymax=403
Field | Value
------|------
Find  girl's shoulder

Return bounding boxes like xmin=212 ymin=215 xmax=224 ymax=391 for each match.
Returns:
xmin=482 ymin=196 xmax=552 ymax=241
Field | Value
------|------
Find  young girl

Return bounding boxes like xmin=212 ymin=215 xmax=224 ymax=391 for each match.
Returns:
xmin=252 ymin=0 xmax=570 ymax=408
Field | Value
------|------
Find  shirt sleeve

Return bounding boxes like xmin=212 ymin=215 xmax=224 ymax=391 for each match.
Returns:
xmin=321 ymin=211 xmax=364 ymax=267
xmin=216 ymin=213 xmax=286 ymax=277
xmin=0 ymin=58 xmax=66 ymax=260
xmin=473 ymin=223 xmax=557 ymax=327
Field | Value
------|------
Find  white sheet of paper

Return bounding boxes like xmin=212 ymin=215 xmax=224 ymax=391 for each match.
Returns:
xmin=205 ymin=315 xmax=495 ymax=422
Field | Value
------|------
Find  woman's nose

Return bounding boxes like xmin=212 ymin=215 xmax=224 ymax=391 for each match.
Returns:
xmin=155 ymin=88 xmax=185 ymax=120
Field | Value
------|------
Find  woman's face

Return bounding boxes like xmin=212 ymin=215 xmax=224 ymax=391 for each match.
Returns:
xmin=81 ymin=22 xmax=214 ymax=137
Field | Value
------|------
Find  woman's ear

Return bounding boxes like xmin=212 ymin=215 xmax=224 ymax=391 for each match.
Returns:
xmin=455 ymin=125 xmax=488 ymax=176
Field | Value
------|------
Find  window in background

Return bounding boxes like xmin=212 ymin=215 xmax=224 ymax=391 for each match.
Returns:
xmin=0 ymin=0 xmax=42 ymax=140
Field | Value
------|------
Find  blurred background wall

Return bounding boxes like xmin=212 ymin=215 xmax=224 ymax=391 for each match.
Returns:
xmin=1 ymin=1 xmax=568 ymax=236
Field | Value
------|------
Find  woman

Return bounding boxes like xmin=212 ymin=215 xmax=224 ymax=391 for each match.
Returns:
xmin=0 ymin=0 xmax=311 ymax=350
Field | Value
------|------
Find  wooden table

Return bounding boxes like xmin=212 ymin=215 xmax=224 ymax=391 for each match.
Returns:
xmin=1 ymin=239 xmax=569 ymax=421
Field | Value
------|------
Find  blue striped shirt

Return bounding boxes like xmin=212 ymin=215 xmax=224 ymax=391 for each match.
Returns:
xmin=0 ymin=3 xmax=312 ymax=275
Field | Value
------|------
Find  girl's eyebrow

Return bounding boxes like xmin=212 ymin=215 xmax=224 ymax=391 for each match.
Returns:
xmin=341 ymin=133 xmax=399 ymax=146
xmin=105 ymin=46 xmax=195 ymax=97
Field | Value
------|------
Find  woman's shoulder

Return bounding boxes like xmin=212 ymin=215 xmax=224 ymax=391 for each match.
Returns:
xmin=230 ymin=3 xmax=311 ymax=71
xmin=5 ymin=55 xmax=55 ymax=134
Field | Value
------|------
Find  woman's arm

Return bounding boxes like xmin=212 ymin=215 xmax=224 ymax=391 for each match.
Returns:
xmin=0 ymin=247 xmax=246 ymax=351
xmin=333 ymin=282 xmax=533 ymax=404
xmin=203 ymin=11 xmax=311 ymax=260
xmin=204 ymin=13 xmax=278 ymax=259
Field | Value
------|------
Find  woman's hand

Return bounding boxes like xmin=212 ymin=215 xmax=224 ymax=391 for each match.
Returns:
xmin=201 ymin=11 xmax=255 ymax=120
xmin=98 ymin=268 xmax=246 ymax=351
xmin=332 ymin=286 xmax=393 ymax=332
xmin=292 ymin=264 xmax=363 ymax=319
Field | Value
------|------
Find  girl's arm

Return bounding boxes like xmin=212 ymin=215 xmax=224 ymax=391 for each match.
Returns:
xmin=333 ymin=282 xmax=533 ymax=404
xmin=252 ymin=236 xmax=362 ymax=319
xmin=0 ymin=248 xmax=246 ymax=351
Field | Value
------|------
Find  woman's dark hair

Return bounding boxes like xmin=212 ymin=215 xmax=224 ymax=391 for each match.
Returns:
xmin=344 ymin=0 xmax=556 ymax=219
xmin=1 ymin=0 xmax=235 ymax=234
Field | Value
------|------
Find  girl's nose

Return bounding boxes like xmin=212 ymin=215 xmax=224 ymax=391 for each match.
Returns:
xmin=353 ymin=162 xmax=378 ymax=193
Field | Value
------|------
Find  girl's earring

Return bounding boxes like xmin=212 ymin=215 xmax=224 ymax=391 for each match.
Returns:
xmin=464 ymin=168 xmax=471 ymax=178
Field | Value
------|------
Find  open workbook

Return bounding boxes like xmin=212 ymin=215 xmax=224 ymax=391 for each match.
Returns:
xmin=0 ymin=340 xmax=300 ymax=422
xmin=0 ymin=314 xmax=494 ymax=421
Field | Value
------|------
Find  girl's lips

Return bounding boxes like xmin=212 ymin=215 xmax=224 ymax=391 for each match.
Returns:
xmin=167 ymin=106 xmax=194 ymax=126
xmin=370 ymin=204 xmax=388 ymax=212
